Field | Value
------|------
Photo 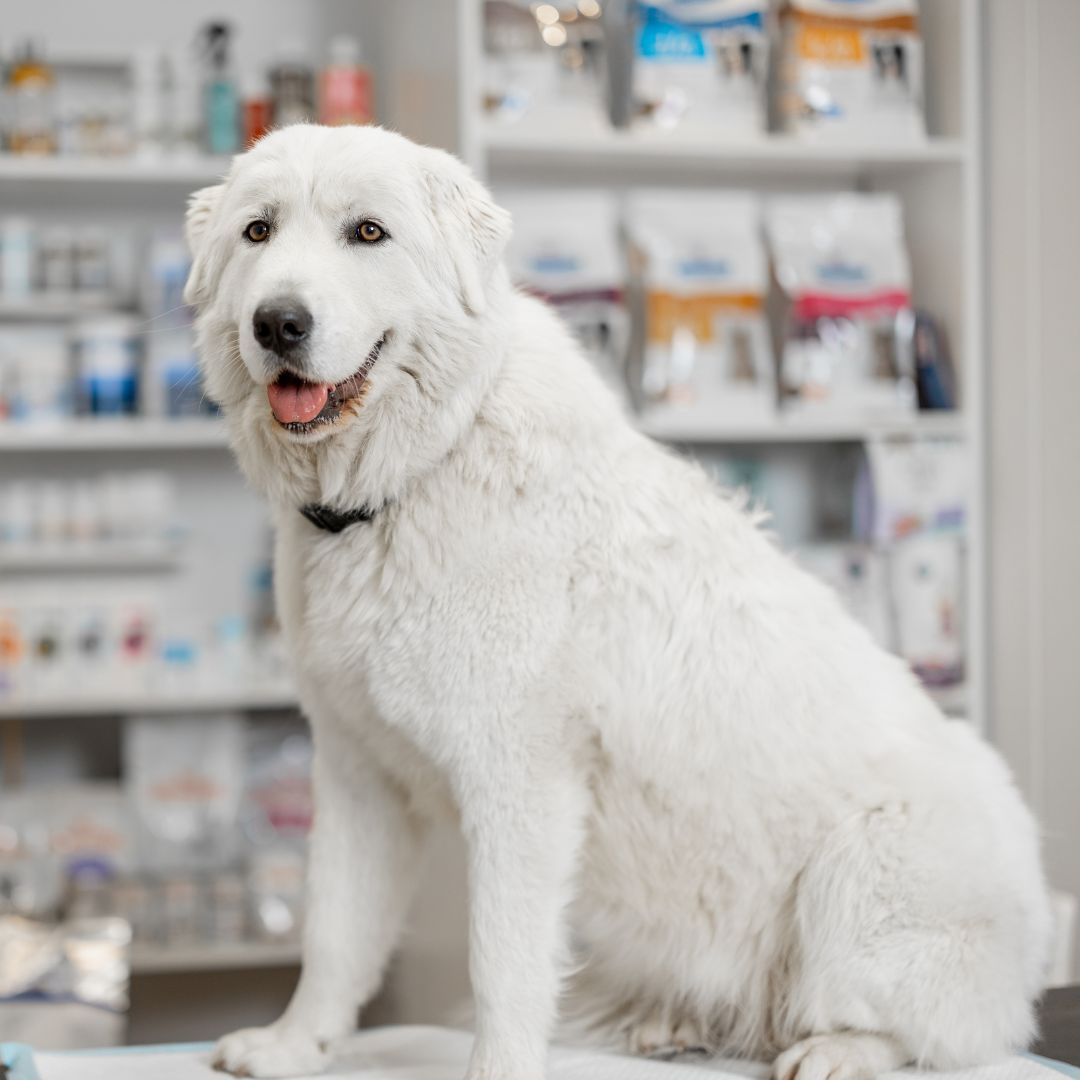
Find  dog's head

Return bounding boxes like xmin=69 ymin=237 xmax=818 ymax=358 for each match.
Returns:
xmin=185 ymin=124 xmax=511 ymax=508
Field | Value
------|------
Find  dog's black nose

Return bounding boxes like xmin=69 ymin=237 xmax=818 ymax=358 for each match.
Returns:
xmin=253 ymin=299 xmax=313 ymax=356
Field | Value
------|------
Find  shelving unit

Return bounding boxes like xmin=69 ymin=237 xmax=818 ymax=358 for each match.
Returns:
xmin=428 ymin=0 xmax=985 ymax=728
xmin=0 ymin=682 xmax=297 ymax=720
xmin=480 ymin=124 xmax=970 ymax=176
xmin=0 ymin=154 xmax=229 ymax=186
xmin=0 ymin=538 xmax=182 ymax=572
xmin=0 ymin=2 xmax=987 ymax=988
xmin=130 ymin=939 xmax=301 ymax=976
xmin=0 ymin=291 xmax=129 ymax=319
xmin=0 ymin=418 xmax=229 ymax=451
xmin=637 ymin=410 xmax=965 ymax=446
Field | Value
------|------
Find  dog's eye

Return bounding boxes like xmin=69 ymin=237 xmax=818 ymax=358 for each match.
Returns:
xmin=245 ymin=220 xmax=271 ymax=243
xmin=355 ymin=221 xmax=384 ymax=244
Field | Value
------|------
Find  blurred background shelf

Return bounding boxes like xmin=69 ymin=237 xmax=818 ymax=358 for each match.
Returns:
xmin=0 ymin=418 xmax=229 ymax=451
xmin=0 ymin=538 xmax=182 ymax=572
xmin=636 ymin=411 xmax=965 ymax=445
xmin=0 ymin=154 xmax=229 ymax=186
xmin=0 ymin=291 xmax=129 ymax=319
xmin=0 ymin=683 xmax=298 ymax=719
xmin=481 ymin=126 xmax=969 ymax=176
xmin=130 ymin=940 xmax=301 ymax=975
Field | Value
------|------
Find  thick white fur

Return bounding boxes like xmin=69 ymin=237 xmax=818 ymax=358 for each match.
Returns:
xmin=186 ymin=125 xmax=1051 ymax=1080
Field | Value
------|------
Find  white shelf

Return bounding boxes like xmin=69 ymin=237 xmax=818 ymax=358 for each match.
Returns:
xmin=480 ymin=123 xmax=969 ymax=175
xmin=0 ymin=683 xmax=298 ymax=719
xmin=131 ymin=940 xmax=301 ymax=975
xmin=637 ymin=411 xmax=965 ymax=445
xmin=0 ymin=418 xmax=229 ymax=451
xmin=0 ymin=538 xmax=182 ymax=572
xmin=0 ymin=154 xmax=230 ymax=186
xmin=0 ymin=291 xmax=129 ymax=319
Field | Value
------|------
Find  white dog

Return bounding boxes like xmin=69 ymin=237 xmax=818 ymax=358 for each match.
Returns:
xmin=185 ymin=125 xmax=1050 ymax=1080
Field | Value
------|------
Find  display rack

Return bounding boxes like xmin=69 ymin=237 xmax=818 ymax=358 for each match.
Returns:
xmin=439 ymin=0 xmax=985 ymax=732
xmin=130 ymin=939 xmax=301 ymax=976
xmin=0 ymin=418 xmax=229 ymax=451
xmin=0 ymin=2 xmax=987 ymax=980
xmin=0 ymin=683 xmax=297 ymax=720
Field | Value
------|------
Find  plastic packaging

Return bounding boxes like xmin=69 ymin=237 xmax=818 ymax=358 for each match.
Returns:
xmin=125 ymin=713 xmax=246 ymax=873
xmin=0 ymin=915 xmax=129 ymax=1048
xmin=501 ymin=189 xmax=629 ymax=402
xmin=633 ymin=0 xmax=769 ymax=134
xmin=626 ymin=189 xmax=774 ymax=423
xmin=777 ymin=0 xmax=925 ymax=141
xmin=889 ymin=532 xmax=964 ymax=687
xmin=483 ymin=0 xmax=606 ymax=129
xmin=767 ymin=193 xmax=916 ymax=420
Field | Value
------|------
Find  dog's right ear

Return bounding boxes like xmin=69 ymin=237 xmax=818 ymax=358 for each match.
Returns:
xmin=184 ymin=184 xmax=226 ymax=306
xmin=422 ymin=150 xmax=511 ymax=316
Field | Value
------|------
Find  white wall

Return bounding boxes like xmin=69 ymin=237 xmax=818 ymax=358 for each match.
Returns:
xmin=986 ymin=0 xmax=1080 ymax=978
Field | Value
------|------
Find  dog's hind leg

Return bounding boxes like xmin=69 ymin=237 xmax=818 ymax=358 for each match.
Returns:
xmin=630 ymin=1004 xmax=710 ymax=1059
xmin=772 ymin=798 xmax=1049 ymax=1080
xmin=213 ymin=711 xmax=431 ymax=1078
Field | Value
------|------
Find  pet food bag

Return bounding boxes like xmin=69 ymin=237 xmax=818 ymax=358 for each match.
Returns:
xmin=888 ymin=532 xmax=964 ymax=688
xmin=633 ymin=0 xmax=769 ymax=135
xmin=483 ymin=0 xmax=606 ymax=130
xmin=777 ymin=0 xmax=925 ymax=141
xmin=501 ymin=189 xmax=630 ymax=403
xmin=124 ymin=713 xmax=245 ymax=872
xmin=862 ymin=436 xmax=966 ymax=687
xmin=863 ymin=435 xmax=966 ymax=546
xmin=767 ymin=193 xmax=916 ymax=420
xmin=626 ymin=190 xmax=774 ymax=427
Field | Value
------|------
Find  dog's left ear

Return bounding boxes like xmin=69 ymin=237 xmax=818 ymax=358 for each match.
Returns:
xmin=423 ymin=151 xmax=511 ymax=316
xmin=183 ymin=183 xmax=226 ymax=306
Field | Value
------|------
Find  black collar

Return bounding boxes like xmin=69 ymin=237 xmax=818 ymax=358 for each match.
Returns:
xmin=300 ymin=503 xmax=376 ymax=533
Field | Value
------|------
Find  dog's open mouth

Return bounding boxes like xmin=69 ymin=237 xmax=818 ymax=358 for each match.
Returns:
xmin=267 ymin=335 xmax=386 ymax=432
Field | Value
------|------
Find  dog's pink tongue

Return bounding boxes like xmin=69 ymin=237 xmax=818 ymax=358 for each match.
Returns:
xmin=267 ymin=379 xmax=331 ymax=424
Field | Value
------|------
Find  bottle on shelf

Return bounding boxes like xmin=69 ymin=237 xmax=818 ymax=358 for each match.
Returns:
xmin=241 ymin=69 xmax=273 ymax=148
xmin=201 ymin=22 xmax=239 ymax=155
xmin=318 ymin=35 xmax=373 ymax=127
xmin=270 ymin=46 xmax=315 ymax=128
xmin=131 ymin=46 xmax=170 ymax=158
xmin=7 ymin=40 xmax=58 ymax=155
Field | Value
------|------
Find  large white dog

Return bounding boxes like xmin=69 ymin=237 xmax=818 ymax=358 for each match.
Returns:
xmin=185 ymin=125 xmax=1050 ymax=1080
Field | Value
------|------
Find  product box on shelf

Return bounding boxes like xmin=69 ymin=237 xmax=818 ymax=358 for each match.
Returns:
xmin=767 ymin=192 xmax=917 ymax=422
xmin=483 ymin=0 xmax=607 ymax=131
xmin=501 ymin=188 xmax=630 ymax=403
xmin=0 ymin=716 xmax=314 ymax=964
xmin=626 ymin=189 xmax=775 ymax=427
xmin=777 ymin=0 xmax=926 ymax=142
xmin=633 ymin=0 xmax=770 ymax=135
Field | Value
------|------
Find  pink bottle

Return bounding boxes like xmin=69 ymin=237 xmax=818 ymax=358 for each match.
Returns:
xmin=319 ymin=35 xmax=373 ymax=126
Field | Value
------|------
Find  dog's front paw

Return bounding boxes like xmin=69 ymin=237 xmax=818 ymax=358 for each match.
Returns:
xmin=773 ymin=1034 xmax=907 ymax=1080
xmin=212 ymin=1025 xmax=331 ymax=1078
